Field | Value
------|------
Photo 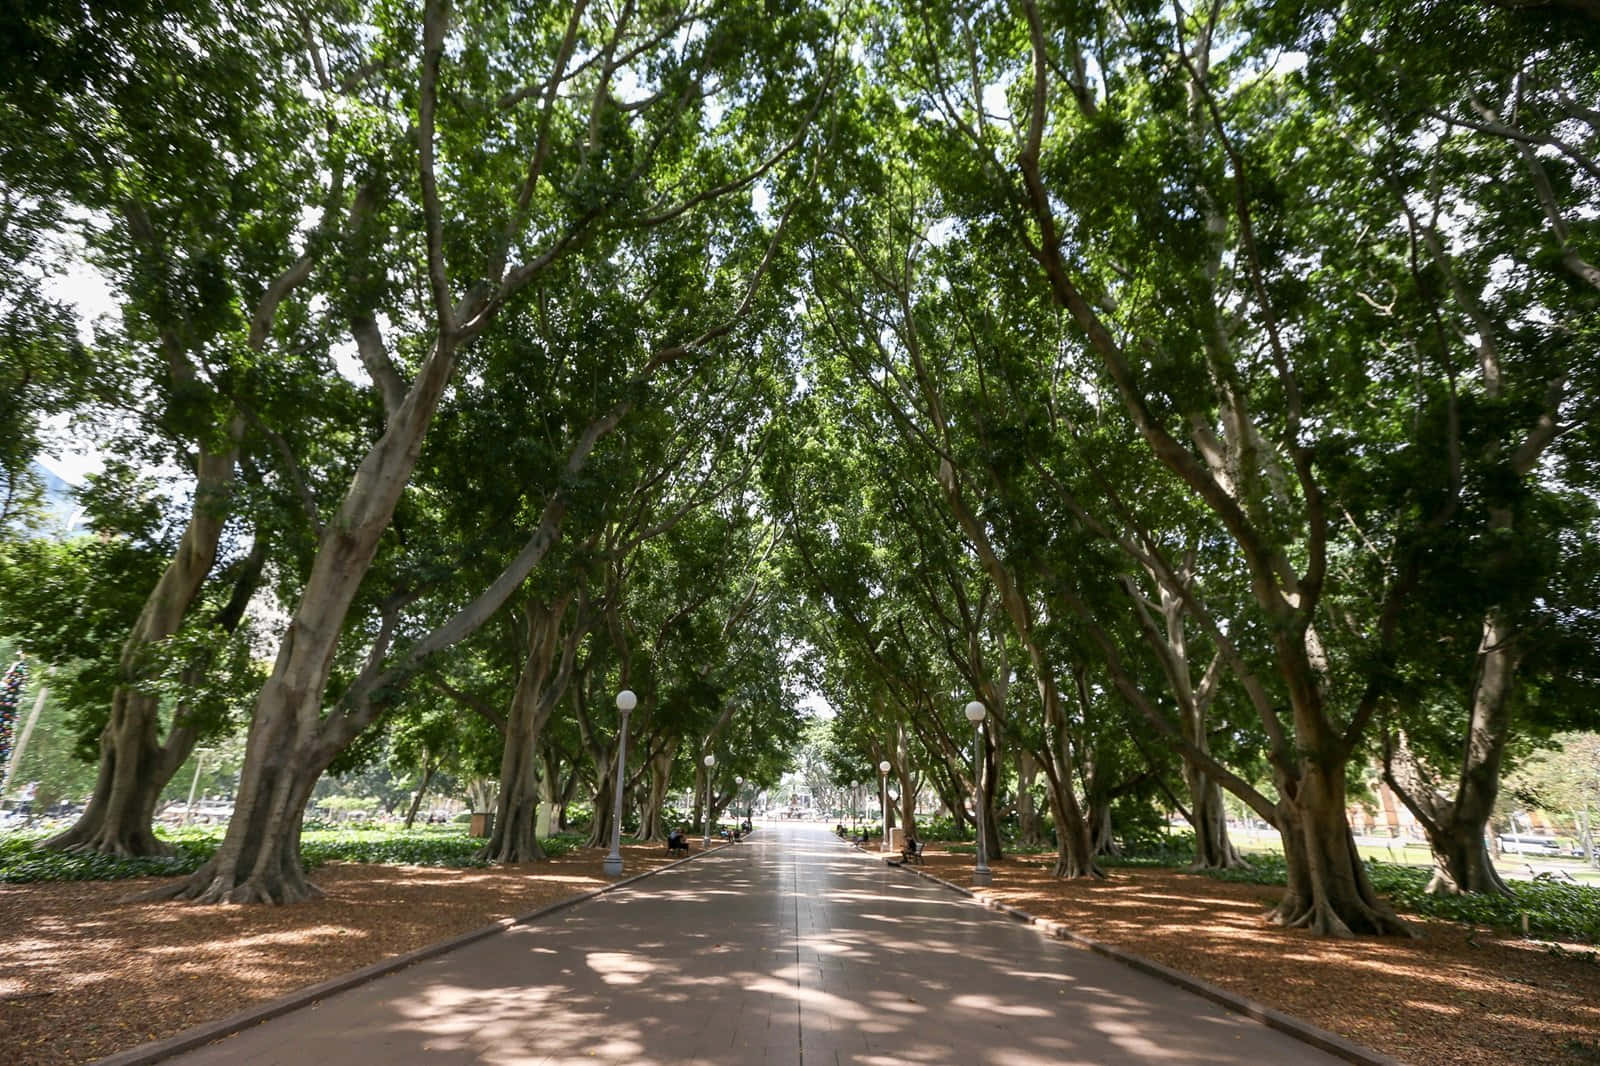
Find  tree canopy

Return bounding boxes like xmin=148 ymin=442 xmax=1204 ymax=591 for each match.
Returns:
xmin=1 ymin=0 xmax=1596 ymax=934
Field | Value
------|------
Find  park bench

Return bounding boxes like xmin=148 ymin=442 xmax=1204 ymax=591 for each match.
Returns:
xmin=895 ymin=838 xmax=924 ymax=865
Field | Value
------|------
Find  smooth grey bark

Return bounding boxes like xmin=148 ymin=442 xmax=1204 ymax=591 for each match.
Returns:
xmin=485 ymin=596 xmax=581 ymax=863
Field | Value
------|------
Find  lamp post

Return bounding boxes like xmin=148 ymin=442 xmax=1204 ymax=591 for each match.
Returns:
xmin=603 ymin=689 xmax=637 ymax=877
xmin=850 ymin=779 xmax=859 ymax=834
xmin=965 ymin=700 xmax=992 ymax=885
xmin=734 ymin=775 xmax=744 ymax=837
xmin=878 ymin=760 xmax=892 ymax=853
xmin=702 ymin=753 xmax=716 ymax=847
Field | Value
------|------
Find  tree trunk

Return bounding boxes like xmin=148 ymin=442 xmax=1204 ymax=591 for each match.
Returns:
xmin=558 ymin=764 xmax=580 ymax=831
xmin=1270 ymin=762 xmax=1410 ymax=937
xmin=51 ymin=688 xmax=187 ymax=857
xmin=487 ymin=711 xmax=546 ymax=863
xmin=638 ymin=748 xmax=673 ymax=842
xmin=1040 ymin=765 xmax=1097 ymax=878
xmin=938 ymin=460 xmax=1098 ymax=878
xmin=980 ymin=734 xmax=1002 ymax=861
xmin=691 ymin=761 xmax=706 ymax=831
xmin=1016 ymin=749 xmax=1042 ymax=847
xmin=147 ymin=334 xmax=466 ymax=903
xmin=48 ymin=439 xmax=240 ymax=857
xmin=585 ymin=768 xmax=615 ymax=848
xmin=899 ymin=790 xmax=916 ymax=840
xmin=1384 ymin=665 xmax=1517 ymax=899
xmin=485 ymin=599 xmax=576 ymax=863
xmin=142 ymin=704 xmax=330 ymax=904
xmin=403 ymin=758 xmax=437 ymax=830
xmin=1186 ymin=770 xmax=1243 ymax=869
xmin=1089 ymin=802 xmax=1119 ymax=857
xmin=1421 ymin=819 xmax=1508 ymax=895
xmin=467 ymin=776 xmax=497 ymax=814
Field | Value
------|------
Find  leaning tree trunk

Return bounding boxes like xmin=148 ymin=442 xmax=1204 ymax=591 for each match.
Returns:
xmin=48 ymin=439 xmax=239 ymax=857
xmin=404 ymin=756 xmax=437 ymax=830
xmin=1383 ymin=614 xmax=1518 ymax=901
xmin=1421 ymin=815 xmax=1509 ymax=896
xmin=1413 ymin=601 xmax=1520 ymax=896
xmin=143 ymin=702 xmax=334 ymax=904
xmin=929 ymin=762 xmax=968 ymax=834
xmin=1043 ymin=688 xmax=1101 ymax=878
xmin=940 ymin=459 xmax=1098 ymax=877
xmin=535 ymin=745 xmax=563 ymax=835
xmin=558 ymin=765 xmax=580 ymax=831
xmin=52 ymin=689 xmax=192 ymax=857
xmin=149 ymin=332 xmax=464 ymax=904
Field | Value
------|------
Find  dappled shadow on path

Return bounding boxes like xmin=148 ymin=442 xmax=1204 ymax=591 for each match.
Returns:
xmin=288 ymin=827 xmax=1328 ymax=1066
xmin=909 ymin=848 xmax=1600 ymax=1066
xmin=0 ymin=843 xmax=682 ymax=1066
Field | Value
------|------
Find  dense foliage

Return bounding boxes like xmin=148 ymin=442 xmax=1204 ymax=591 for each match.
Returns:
xmin=0 ymin=0 xmax=1594 ymax=934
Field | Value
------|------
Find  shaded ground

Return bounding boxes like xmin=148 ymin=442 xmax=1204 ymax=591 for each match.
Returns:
xmin=908 ymin=848 xmax=1600 ymax=1066
xmin=0 ymin=842 xmax=681 ymax=1066
xmin=4 ymin=836 xmax=1598 ymax=1066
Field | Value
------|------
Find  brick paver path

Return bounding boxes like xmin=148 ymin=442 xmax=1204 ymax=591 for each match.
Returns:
xmin=165 ymin=822 xmax=1346 ymax=1064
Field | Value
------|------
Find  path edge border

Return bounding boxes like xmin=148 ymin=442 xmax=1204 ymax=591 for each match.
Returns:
xmin=853 ymin=842 xmax=1405 ymax=1066
xmin=91 ymin=841 xmax=738 ymax=1066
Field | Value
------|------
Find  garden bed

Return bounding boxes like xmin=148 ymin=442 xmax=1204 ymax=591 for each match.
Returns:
xmin=909 ymin=847 xmax=1600 ymax=1066
xmin=0 ymin=841 xmax=682 ymax=1066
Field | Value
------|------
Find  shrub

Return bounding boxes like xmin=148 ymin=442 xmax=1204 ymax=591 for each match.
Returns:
xmin=299 ymin=826 xmax=487 ymax=868
xmin=1195 ymin=853 xmax=1600 ymax=943
xmin=0 ymin=831 xmax=216 ymax=883
xmin=538 ymin=833 xmax=584 ymax=858
xmin=917 ymin=815 xmax=973 ymax=842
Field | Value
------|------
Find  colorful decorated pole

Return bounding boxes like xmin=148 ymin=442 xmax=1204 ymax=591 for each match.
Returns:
xmin=0 ymin=658 xmax=26 ymax=784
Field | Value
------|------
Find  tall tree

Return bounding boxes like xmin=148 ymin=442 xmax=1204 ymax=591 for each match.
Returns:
xmin=157 ymin=0 xmax=833 ymax=902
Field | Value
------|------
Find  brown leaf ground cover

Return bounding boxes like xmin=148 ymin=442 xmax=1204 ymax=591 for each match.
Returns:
xmin=0 ymin=842 xmax=681 ymax=1066
xmin=909 ymin=848 xmax=1600 ymax=1066
xmin=3 ymin=838 xmax=1597 ymax=1066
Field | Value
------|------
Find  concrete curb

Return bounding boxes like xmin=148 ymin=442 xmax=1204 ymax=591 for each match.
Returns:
xmin=845 ymin=840 xmax=1404 ymax=1066
xmin=92 ymin=842 xmax=737 ymax=1066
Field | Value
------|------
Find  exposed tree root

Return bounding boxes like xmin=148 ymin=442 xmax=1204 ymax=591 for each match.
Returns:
xmin=1269 ymin=892 xmax=1414 ymax=938
xmin=47 ymin=820 xmax=174 ymax=860
xmin=1053 ymin=856 xmax=1106 ymax=879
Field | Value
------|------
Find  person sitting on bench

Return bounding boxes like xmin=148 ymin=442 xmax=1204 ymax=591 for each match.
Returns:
xmin=900 ymin=834 xmax=924 ymax=865
xmin=667 ymin=827 xmax=689 ymax=854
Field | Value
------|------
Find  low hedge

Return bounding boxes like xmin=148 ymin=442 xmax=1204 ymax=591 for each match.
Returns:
xmin=1195 ymin=851 xmax=1599 ymax=943
xmin=0 ymin=825 xmax=604 ymax=883
xmin=924 ymin=835 xmax=1600 ymax=944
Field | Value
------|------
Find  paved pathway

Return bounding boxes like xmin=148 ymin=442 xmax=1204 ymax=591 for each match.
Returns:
xmin=166 ymin=822 xmax=1347 ymax=1065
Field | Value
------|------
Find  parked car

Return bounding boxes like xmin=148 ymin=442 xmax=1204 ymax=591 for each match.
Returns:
xmin=1498 ymin=833 xmax=1563 ymax=855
